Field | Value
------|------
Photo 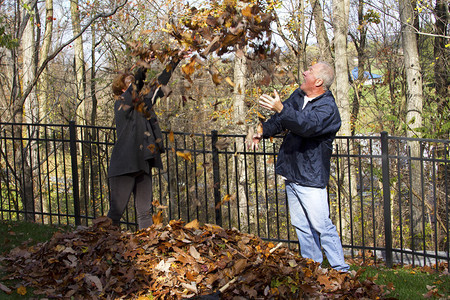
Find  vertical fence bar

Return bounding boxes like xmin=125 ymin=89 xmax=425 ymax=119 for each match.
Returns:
xmin=396 ymin=141 xmax=404 ymax=265
xmin=211 ymin=130 xmax=222 ymax=227
xmin=381 ymin=131 xmax=393 ymax=267
xmin=233 ymin=140 xmax=241 ymax=231
xmin=358 ymin=143 xmax=365 ymax=263
xmin=445 ymin=143 xmax=449 ymax=266
xmin=69 ymin=121 xmax=81 ymax=226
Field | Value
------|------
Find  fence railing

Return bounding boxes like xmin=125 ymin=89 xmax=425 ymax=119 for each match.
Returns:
xmin=0 ymin=121 xmax=448 ymax=268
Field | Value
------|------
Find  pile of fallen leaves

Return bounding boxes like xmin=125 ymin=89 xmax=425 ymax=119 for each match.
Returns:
xmin=1 ymin=217 xmax=385 ymax=299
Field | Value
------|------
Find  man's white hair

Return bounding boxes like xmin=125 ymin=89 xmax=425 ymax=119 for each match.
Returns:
xmin=314 ymin=62 xmax=335 ymax=91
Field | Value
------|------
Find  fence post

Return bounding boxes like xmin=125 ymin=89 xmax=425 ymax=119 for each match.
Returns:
xmin=211 ymin=130 xmax=222 ymax=227
xmin=381 ymin=131 xmax=393 ymax=267
xmin=69 ymin=121 xmax=81 ymax=226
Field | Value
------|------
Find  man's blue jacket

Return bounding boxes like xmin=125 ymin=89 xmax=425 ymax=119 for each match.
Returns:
xmin=262 ymin=89 xmax=341 ymax=188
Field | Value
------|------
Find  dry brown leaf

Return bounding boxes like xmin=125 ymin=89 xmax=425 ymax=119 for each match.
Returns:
xmin=224 ymin=77 xmax=235 ymax=87
xmin=16 ymin=286 xmax=27 ymax=296
xmin=215 ymin=138 xmax=230 ymax=150
xmin=184 ymin=219 xmax=200 ymax=230
xmin=189 ymin=246 xmax=202 ymax=261
xmin=211 ymin=73 xmax=222 ymax=85
xmin=0 ymin=283 xmax=12 ymax=294
xmin=2 ymin=217 xmax=384 ymax=299
xmin=152 ymin=211 xmax=163 ymax=225
xmin=176 ymin=150 xmax=193 ymax=162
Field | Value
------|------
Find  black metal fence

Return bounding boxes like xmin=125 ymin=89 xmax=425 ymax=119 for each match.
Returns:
xmin=0 ymin=121 xmax=448 ymax=268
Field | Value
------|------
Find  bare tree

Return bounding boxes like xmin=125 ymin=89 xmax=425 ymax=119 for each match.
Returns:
xmin=1 ymin=0 xmax=127 ymax=223
xmin=433 ymin=0 xmax=449 ymax=109
xmin=399 ymin=0 xmax=424 ymax=249
xmin=332 ymin=0 xmax=355 ymax=242
xmin=37 ymin=0 xmax=53 ymax=121
xmin=309 ymin=0 xmax=332 ymax=65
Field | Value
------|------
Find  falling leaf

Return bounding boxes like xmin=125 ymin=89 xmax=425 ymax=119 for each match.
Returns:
xmin=225 ymin=77 xmax=235 ymax=87
xmin=147 ymin=144 xmax=156 ymax=154
xmin=215 ymin=201 xmax=224 ymax=209
xmin=211 ymin=73 xmax=223 ymax=85
xmin=152 ymin=211 xmax=163 ymax=225
xmin=181 ymin=59 xmax=197 ymax=76
xmin=152 ymin=199 xmax=168 ymax=209
xmin=215 ymin=138 xmax=230 ymax=150
xmin=241 ymin=5 xmax=253 ymax=18
xmin=176 ymin=151 xmax=193 ymax=162
xmin=202 ymin=36 xmax=221 ymax=56
xmin=259 ymin=73 xmax=271 ymax=86
xmin=256 ymin=111 xmax=266 ymax=121
xmin=222 ymin=194 xmax=236 ymax=204
xmin=168 ymin=130 xmax=175 ymax=143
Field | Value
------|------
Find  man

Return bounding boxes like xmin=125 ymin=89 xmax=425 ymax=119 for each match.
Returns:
xmin=251 ymin=62 xmax=349 ymax=272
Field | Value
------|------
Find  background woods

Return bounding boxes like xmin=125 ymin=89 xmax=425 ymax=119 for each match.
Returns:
xmin=0 ymin=0 xmax=449 ymax=264
xmin=0 ymin=0 xmax=448 ymax=134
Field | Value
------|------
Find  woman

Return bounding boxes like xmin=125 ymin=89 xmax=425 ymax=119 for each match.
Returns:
xmin=107 ymin=58 xmax=179 ymax=229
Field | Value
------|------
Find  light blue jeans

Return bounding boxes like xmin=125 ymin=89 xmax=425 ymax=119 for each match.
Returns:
xmin=286 ymin=180 xmax=349 ymax=272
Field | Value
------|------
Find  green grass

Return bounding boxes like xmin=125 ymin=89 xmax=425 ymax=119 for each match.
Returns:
xmin=0 ymin=220 xmax=71 ymax=254
xmin=0 ymin=220 xmax=448 ymax=299
xmin=0 ymin=220 xmax=72 ymax=299
xmin=352 ymin=265 xmax=450 ymax=300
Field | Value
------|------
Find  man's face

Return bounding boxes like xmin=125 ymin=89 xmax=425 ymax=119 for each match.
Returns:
xmin=300 ymin=64 xmax=320 ymax=93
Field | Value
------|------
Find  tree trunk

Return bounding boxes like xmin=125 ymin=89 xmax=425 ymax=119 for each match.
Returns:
xmin=399 ymin=0 xmax=424 ymax=250
xmin=19 ymin=0 xmax=39 ymax=222
xmin=332 ymin=0 xmax=354 ymax=244
xmin=233 ymin=46 xmax=252 ymax=232
xmin=38 ymin=0 xmax=53 ymax=122
xmin=89 ymin=24 xmax=101 ymax=217
xmin=433 ymin=0 xmax=449 ymax=254
xmin=309 ymin=0 xmax=333 ymax=65
xmin=70 ymin=0 xmax=86 ymax=121
xmin=70 ymin=0 xmax=89 ymax=219
xmin=350 ymin=0 xmax=367 ymax=135
xmin=23 ymin=2 xmax=38 ymax=124
xmin=433 ymin=0 xmax=449 ymax=110
xmin=36 ymin=0 xmax=54 ymax=221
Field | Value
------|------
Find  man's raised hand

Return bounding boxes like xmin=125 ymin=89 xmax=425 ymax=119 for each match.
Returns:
xmin=259 ymin=90 xmax=283 ymax=113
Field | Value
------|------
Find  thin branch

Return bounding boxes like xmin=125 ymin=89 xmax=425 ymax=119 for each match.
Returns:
xmin=18 ymin=0 xmax=129 ymax=107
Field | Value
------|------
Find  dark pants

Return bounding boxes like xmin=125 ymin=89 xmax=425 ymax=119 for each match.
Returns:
xmin=107 ymin=172 xmax=153 ymax=229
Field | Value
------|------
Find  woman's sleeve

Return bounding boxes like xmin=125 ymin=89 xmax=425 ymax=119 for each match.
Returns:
xmin=157 ymin=58 xmax=180 ymax=85
xmin=134 ymin=67 xmax=147 ymax=92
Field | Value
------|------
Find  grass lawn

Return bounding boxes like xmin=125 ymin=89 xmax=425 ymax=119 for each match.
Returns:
xmin=352 ymin=265 xmax=449 ymax=299
xmin=0 ymin=220 xmax=448 ymax=299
